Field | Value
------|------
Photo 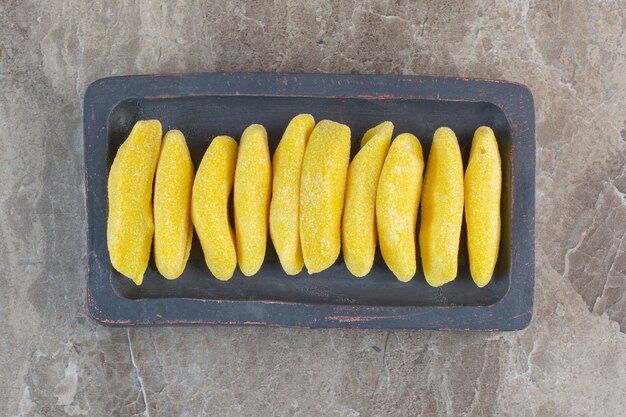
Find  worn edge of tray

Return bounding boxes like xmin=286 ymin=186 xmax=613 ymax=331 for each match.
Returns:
xmin=83 ymin=72 xmax=535 ymax=330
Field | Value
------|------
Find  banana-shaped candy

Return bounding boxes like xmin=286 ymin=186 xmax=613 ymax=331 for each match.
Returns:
xmin=419 ymin=127 xmax=464 ymax=287
xmin=234 ymin=124 xmax=272 ymax=276
xmin=376 ymin=133 xmax=424 ymax=282
xmin=465 ymin=126 xmax=501 ymax=287
xmin=343 ymin=122 xmax=393 ymax=277
xmin=269 ymin=114 xmax=315 ymax=275
xmin=191 ymin=136 xmax=238 ymax=280
xmin=300 ymin=120 xmax=351 ymax=274
xmin=154 ymin=130 xmax=194 ymax=280
xmin=107 ymin=120 xmax=162 ymax=285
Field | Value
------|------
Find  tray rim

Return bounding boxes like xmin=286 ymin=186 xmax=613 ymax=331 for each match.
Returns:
xmin=84 ymin=72 xmax=535 ymax=330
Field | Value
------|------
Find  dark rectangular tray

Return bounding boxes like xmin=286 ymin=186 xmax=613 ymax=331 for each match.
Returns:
xmin=84 ymin=73 xmax=534 ymax=330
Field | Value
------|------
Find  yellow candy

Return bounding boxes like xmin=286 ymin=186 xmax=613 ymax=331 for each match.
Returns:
xmin=300 ymin=120 xmax=351 ymax=274
xmin=343 ymin=122 xmax=393 ymax=277
xmin=154 ymin=130 xmax=194 ymax=280
xmin=269 ymin=114 xmax=315 ymax=275
xmin=419 ymin=127 xmax=464 ymax=287
xmin=376 ymin=133 xmax=424 ymax=282
xmin=191 ymin=136 xmax=238 ymax=281
xmin=234 ymin=124 xmax=272 ymax=276
xmin=465 ymin=126 xmax=502 ymax=287
xmin=107 ymin=120 xmax=162 ymax=285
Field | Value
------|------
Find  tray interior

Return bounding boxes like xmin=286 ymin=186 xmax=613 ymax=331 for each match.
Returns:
xmin=107 ymin=95 xmax=511 ymax=307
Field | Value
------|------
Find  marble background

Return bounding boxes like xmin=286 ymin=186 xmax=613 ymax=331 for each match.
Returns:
xmin=1 ymin=0 xmax=625 ymax=416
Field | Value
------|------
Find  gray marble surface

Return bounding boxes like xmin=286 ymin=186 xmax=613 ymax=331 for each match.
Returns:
xmin=1 ymin=1 xmax=625 ymax=416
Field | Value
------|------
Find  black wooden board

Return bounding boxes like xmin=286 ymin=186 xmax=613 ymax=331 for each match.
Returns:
xmin=84 ymin=73 xmax=535 ymax=329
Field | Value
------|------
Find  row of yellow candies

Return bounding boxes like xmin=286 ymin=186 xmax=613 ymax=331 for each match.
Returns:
xmin=107 ymin=117 xmax=500 ymax=287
